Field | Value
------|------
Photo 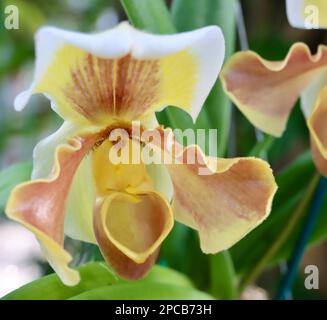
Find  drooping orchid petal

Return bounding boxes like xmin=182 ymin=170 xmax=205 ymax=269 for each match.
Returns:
xmin=170 ymin=156 xmax=277 ymax=253
xmin=6 ymin=135 xmax=98 ymax=285
xmin=301 ymin=69 xmax=327 ymax=118
xmin=286 ymin=0 xmax=327 ymax=29
xmin=221 ymin=43 xmax=327 ymax=176
xmin=140 ymin=128 xmax=278 ymax=253
xmin=93 ymin=191 xmax=173 ymax=280
xmin=31 ymin=122 xmax=97 ymax=244
xmin=221 ymin=43 xmax=327 ymax=136
xmin=15 ymin=22 xmax=224 ymax=130
xmin=308 ymin=88 xmax=327 ymax=176
xmin=308 ymin=87 xmax=327 ymax=158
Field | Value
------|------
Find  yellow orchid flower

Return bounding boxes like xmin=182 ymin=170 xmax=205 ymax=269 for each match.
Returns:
xmin=6 ymin=22 xmax=277 ymax=286
xmin=286 ymin=0 xmax=327 ymax=29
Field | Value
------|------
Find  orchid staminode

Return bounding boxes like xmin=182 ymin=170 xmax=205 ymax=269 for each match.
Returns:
xmin=6 ymin=22 xmax=277 ymax=286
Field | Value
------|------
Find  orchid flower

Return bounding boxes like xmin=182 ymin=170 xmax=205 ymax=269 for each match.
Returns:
xmin=221 ymin=1 xmax=327 ymax=177
xmin=6 ymin=22 xmax=277 ymax=286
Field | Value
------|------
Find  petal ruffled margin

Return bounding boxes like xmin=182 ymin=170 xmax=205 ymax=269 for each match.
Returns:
xmin=170 ymin=154 xmax=277 ymax=253
xmin=31 ymin=122 xmax=97 ymax=243
xmin=221 ymin=43 xmax=327 ymax=136
xmin=5 ymin=135 xmax=97 ymax=285
xmin=221 ymin=43 xmax=327 ymax=176
xmin=140 ymin=128 xmax=278 ymax=253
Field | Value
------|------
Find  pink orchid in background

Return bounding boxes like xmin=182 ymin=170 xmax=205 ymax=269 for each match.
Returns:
xmin=6 ymin=22 xmax=277 ymax=286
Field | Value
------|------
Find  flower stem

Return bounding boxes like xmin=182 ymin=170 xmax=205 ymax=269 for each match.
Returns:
xmin=120 ymin=0 xmax=175 ymax=34
xmin=239 ymin=173 xmax=320 ymax=292
xmin=235 ymin=0 xmax=267 ymax=158
xmin=248 ymin=135 xmax=275 ymax=158
xmin=210 ymin=251 xmax=238 ymax=299
xmin=276 ymin=177 xmax=327 ymax=300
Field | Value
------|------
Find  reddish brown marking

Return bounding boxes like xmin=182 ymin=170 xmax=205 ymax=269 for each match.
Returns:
xmin=13 ymin=135 xmax=97 ymax=245
xmin=63 ymin=54 xmax=160 ymax=124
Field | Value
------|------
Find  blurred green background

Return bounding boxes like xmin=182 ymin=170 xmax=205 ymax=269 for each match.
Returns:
xmin=0 ymin=0 xmax=327 ymax=300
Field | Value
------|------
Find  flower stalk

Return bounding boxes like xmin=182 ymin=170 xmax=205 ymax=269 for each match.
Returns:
xmin=239 ymin=173 xmax=320 ymax=293
xmin=277 ymin=177 xmax=327 ymax=299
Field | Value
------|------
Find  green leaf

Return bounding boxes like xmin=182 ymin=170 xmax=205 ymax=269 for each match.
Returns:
xmin=2 ymin=263 xmax=196 ymax=300
xmin=239 ymin=173 xmax=320 ymax=291
xmin=161 ymin=222 xmax=210 ymax=290
xmin=2 ymin=262 xmax=119 ymax=300
xmin=160 ymin=222 xmax=191 ymax=272
xmin=269 ymin=183 xmax=327 ymax=266
xmin=248 ymin=135 xmax=275 ymax=158
xmin=310 ymin=193 xmax=327 ymax=244
xmin=0 ymin=161 xmax=32 ymax=212
xmin=139 ymin=264 xmax=193 ymax=289
xmin=171 ymin=0 xmax=237 ymax=157
xmin=210 ymin=251 xmax=238 ymax=299
xmin=171 ymin=0 xmax=236 ymax=56
xmin=273 ymin=151 xmax=315 ymax=208
xmin=69 ymin=282 xmax=213 ymax=300
xmin=120 ymin=0 xmax=175 ymax=34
